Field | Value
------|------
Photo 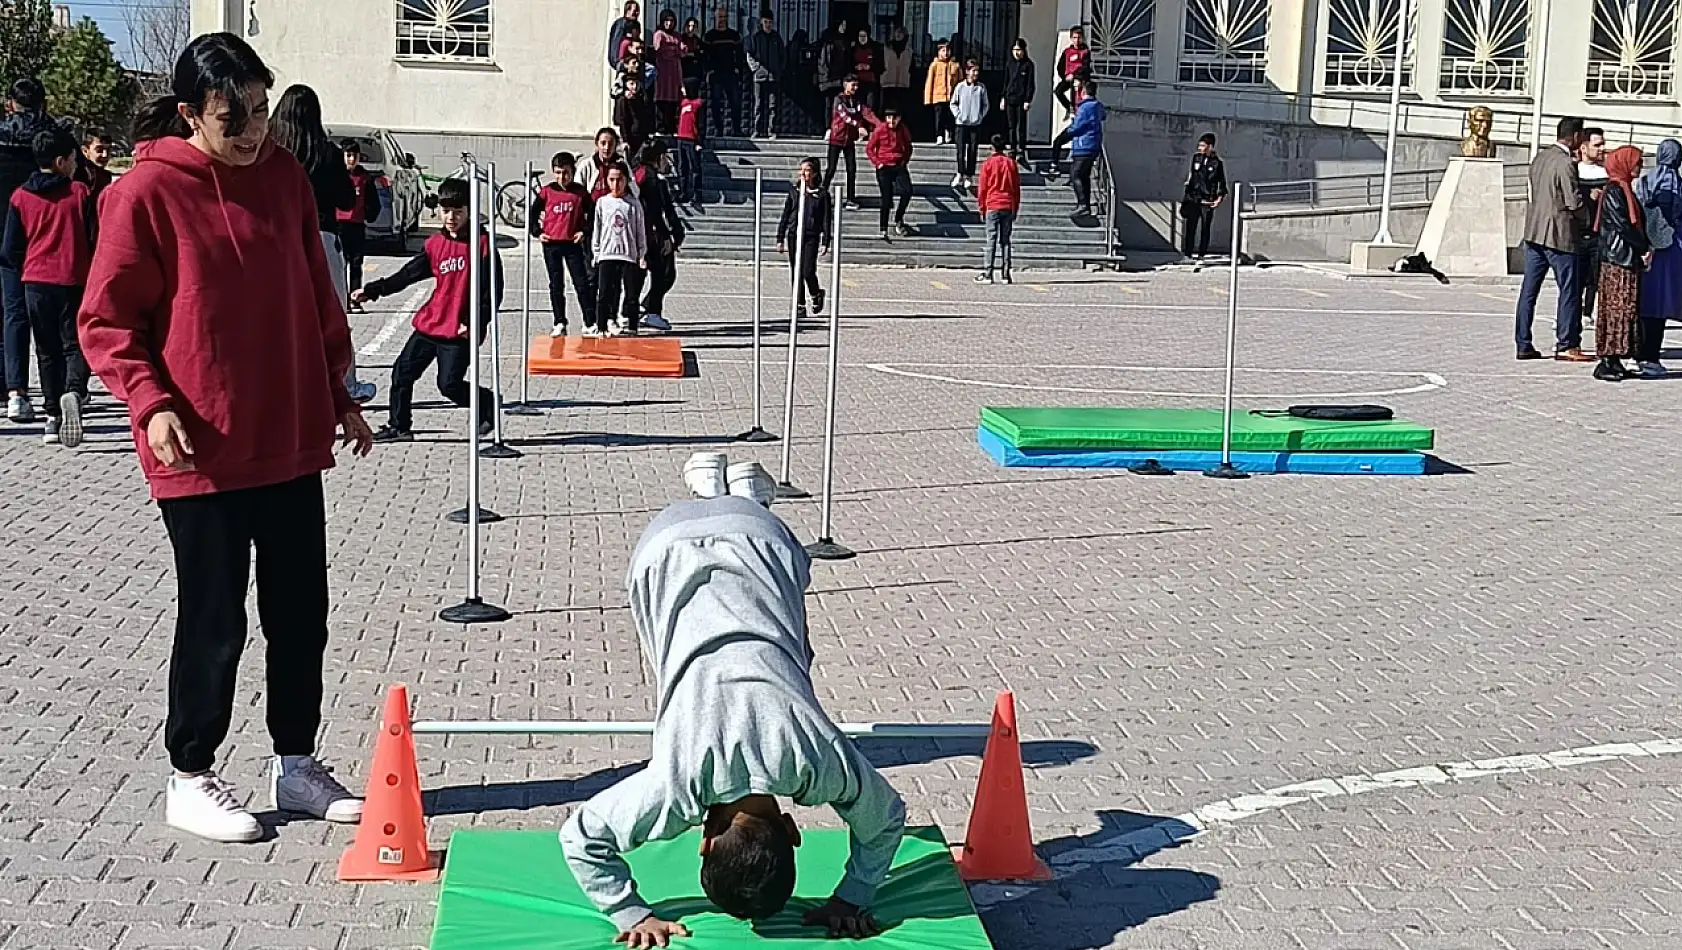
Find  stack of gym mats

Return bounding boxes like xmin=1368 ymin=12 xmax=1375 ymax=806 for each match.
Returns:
xmin=978 ymin=407 xmax=1435 ymax=475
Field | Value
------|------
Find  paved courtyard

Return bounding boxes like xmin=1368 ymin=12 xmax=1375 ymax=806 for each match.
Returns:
xmin=3 ymin=254 xmax=1681 ymax=950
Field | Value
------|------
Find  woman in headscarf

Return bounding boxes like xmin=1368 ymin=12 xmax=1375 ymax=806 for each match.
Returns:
xmin=1593 ymin=144 xmax=1650 ymax=382
xmin=652 ymin=10 xmax=686 ymax=132
xmin=1636 ymin=138 xmax=1682 ymax=377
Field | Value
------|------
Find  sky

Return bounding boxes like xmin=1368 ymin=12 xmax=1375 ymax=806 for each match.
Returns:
xmin=60 ymin=0 xmax=163 ymax=66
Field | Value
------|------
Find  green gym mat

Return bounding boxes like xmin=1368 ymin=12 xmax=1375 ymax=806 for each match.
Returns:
xmin=430 ymin=826 xmax=994 ymax=950
xmin=981 ymin=406 xmax=1435 ymax=452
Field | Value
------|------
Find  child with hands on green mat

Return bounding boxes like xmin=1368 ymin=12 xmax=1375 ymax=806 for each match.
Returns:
xmin=560 ymin=494 xmax=907 ymax=947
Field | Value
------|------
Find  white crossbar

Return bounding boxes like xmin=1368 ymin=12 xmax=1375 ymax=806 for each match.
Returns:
xmin=410 ymin=721 xmax=992 ymax=739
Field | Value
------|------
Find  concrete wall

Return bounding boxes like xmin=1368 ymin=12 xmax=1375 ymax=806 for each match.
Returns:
xmin=1243 ymin=196 xmax=1530 ymax=263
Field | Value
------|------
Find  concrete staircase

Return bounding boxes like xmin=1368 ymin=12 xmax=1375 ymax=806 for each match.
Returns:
xmin=676 ymin=137 xmax=1118 ymax=269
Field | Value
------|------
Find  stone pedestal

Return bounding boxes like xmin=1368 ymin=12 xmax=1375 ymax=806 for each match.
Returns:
xmin=1350 ymin=241 xmax=1413 ymax=273
xmin=1414 ymin=157 xmax=1508 ymax=277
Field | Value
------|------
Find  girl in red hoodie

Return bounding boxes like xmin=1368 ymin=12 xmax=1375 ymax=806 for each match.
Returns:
xmin=77 ymin=33 xmax=373 ymax=845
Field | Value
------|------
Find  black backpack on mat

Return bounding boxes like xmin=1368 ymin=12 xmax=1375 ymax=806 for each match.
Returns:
xmin=1251 ymin=405 xmax=1394 ymax=421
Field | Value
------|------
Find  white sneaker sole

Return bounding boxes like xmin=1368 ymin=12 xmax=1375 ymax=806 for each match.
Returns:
xmin=167 ymin=811 xmax=262 ymax=843
xmin=58 ymin=394 xmax=82 ymax=448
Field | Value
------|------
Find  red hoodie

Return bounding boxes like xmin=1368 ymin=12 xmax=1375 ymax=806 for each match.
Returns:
xmin=865 ymin=122 xmax=913 ymax=168
xmin=78 ymin=137 xmax=356 ymax=500
xmin=977 ymin=153 xmax=1021 ymax=212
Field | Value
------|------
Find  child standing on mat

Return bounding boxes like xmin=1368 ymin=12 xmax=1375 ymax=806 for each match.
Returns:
xmin=776 ymin=157 xmax=831 ymax=317
xmin=592 ymin=162 xmax=647 ymax=337
xmin=560 ymin=453 xmax=906 ymax=948
xmin=532 ymin=151 xmax=596 ymax=338
xmin=0 ymin=126 xmax=95 ymax=447
xmin=352 ymin=177 xmax=500 ymax=443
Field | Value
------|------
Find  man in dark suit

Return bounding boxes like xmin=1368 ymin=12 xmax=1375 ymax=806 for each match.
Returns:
xmin=1515 ymin=116 xmax=1593 ymax=361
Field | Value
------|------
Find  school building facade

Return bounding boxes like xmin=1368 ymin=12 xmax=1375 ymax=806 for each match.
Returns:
xmin=192 ymin=0 xmax=1682 ymax=173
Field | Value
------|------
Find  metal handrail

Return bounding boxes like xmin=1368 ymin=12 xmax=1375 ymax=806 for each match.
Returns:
xmin=1246 ymin=161 xmax=1530 ymax=214
xmin=1097 ymin=142 xmax=1118 ymax=259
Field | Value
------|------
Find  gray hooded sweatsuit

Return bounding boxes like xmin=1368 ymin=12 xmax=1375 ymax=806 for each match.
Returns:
xmin=559 ymin=496 xmax=907 ymax=930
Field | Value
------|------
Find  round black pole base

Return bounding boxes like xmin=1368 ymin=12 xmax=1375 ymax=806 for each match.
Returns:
xmin=439 ymin=597 xmax=511 ymax=624
xmin=1129 ymin=458 xmax=1174 ymax=476
xmin=445 ymin=506 xmax=505 ymax=524
xmin=504 ymin=403 xmax=543 ymax=417
xmin=736 ymin=426 xmax=779 ymax=443
xmin=480 ymin=442 xmax=523 ymax=459
xmin=805 ymin=538 xmax=856 ymax=560
xmin=1203 ymin=462 xmax=1251 ymax=480
xmin=774 ymin=481 xmax=811 ymax=500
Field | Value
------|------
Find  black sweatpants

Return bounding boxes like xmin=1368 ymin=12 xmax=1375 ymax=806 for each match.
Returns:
xmin=1639 ymin=317 xmax=1668 ymax=363
xmin=158 ymin=474 xmax=329 ymax=774
xmin=341 ymin=222 xmax=368 ymax=294
xmin=1070 ymin=154 xmax=1096 ymax=211
xmin=1181 ymin=201 xmax=1215 ymax=257
xmin=387 ymin=330 xmax=492 ymax=433
xmin=595 ymin=259 xmax=646 ymax=332
xmin=955 ymin=125 xmax=982 ymax=177
xmin=1004 ymin=103 xmax=1029 ymax=157
xmin=23 ymin=282 xmax=89 ymax=415
xmin=824 ymin=143 xmax=857 ymax=201
xmin=642 ymin=246 xmax=677 ymax=316
xmin=542 ymin=241 xmax=595 ymax=327
xmin=787 ymin=241 xmax=822 ymax=308
xmin=876 ymin=165 xmax=911 ymax=231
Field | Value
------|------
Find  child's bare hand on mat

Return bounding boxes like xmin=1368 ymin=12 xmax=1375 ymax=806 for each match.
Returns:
xmin=802 ymin=898 xmax=881 ymax=938
xmin=615 ymin=915 xmax=690 ymax=948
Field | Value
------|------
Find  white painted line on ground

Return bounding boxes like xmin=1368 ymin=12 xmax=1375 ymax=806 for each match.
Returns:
xmin=1389 ymin=290 xmax=1423 ymax=300
xmin=1301 ymin=289 xmax=1330 ymax=298
xmin=1478 ymin=291 xmax=1514 ymax=302
xmin=931 ymin=279 xmax=951 ymax=291
xmin=1117 ymin=285 xmax=1143 ymax=295
xmin=970 ymin=735 xmax=1682 ymax=908
xmin=358 ymin=287 xmax=429 ymax=358
xmin=666 ymin=289 xmax=1505 ymax=319
xmin=860 ymin=362 xmax=1448 ymax=399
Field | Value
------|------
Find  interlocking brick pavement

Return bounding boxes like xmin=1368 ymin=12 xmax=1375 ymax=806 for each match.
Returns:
xmin=3 ymin=254 xmax=1680 ymax=949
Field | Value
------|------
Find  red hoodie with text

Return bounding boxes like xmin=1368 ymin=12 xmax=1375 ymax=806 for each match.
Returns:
xmin=78 ymin=136 xmax=356 ymax=500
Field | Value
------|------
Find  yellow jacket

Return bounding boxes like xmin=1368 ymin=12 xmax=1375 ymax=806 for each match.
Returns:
xmin=924 ymin=59 xmax=961 ymax=104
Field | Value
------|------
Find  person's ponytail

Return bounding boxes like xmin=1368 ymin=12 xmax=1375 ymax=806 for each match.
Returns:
xmin=132 ymin=94 xmax=190 ymax=142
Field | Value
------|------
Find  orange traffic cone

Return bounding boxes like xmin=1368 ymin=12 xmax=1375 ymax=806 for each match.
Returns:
xmin=337 ymin=684 xmax=440 ymax=882
xmin=952 ymin=690 xmax=1052 ymax=881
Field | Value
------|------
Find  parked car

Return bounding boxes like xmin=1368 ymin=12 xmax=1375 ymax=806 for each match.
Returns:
xmin=325 ymin=124 xmax=425 ymax=249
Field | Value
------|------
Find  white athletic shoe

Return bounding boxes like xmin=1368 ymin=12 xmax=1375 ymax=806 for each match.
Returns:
xmin=683 ymin=451 xmax=729 ymax=498
xmin=57 ymin=392 xmax=82 ymax=448
xmin=271 ymin=755 xmax=363 ymax=824
xmin=726 ymin=461 xmax=776 ymax=507
xmin=950 ymin=173 xmax=963 ymax=188
xmin=551 ymin=322 xmax=568 ymax=338
xmin=167 ymin=772 xmax=263 ymax=843
xmin=642 ymin=313 xmax=671 ymax=332
xmin=7 ymin=393 xmax=33 ymax=423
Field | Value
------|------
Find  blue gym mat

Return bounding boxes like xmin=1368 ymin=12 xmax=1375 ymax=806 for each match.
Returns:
xmin=977 ymin=426 xmax=1427 ymax=475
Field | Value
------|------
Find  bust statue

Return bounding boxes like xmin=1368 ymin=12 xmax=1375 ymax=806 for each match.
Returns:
xmin=1461 ymin=106 xmax=1496 ymax=158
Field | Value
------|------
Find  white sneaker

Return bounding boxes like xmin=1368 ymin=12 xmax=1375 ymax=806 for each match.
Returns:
xmin=683 ymin=451 xmax=729 ymax=498
xmin=167 ymin=772 xmax=263 ymax=843
xmin=551 ymin=322 xmax=568 ymax=338
xmin=57 ymin=392 xmax=81 ymax=447
xmin=7 ymin=393 xmax=33 ymax=423
xmin=950 ymin=173 xmax=963 ymax=188
xmin=642 ymin=313 xmax=671 ymax=332
xmin=582 ymin=326 xmax=601 ymax=338
xmin=271 ymin=755 xmax=363 ymax=823
xmin=726 ymin=461 xmax=776 ymax=507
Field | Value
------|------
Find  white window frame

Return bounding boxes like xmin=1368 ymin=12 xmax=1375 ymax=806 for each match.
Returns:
xmin=395 ymin=0 xmax=494 ymax=65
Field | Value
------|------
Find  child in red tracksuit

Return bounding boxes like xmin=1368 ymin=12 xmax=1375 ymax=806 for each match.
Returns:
xmin=865 ymin=109 xmax=913 ymax=239
xmin=352 ymin=178 xmax=502 ymax=443
xmin=0 ymin=126 xmax=95 ymax=447
xmin=531 ymin=151 xmax=596 ymax=337
xmin=675 ymin=84 xmax=705 ymax=204
xmin=822 ymin=75 xmax=878 ymax=210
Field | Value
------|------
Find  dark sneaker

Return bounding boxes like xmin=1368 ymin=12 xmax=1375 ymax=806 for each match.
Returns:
xmin=41 ymin=416 xmax=60 ymax=445
xmin=811 ymin=288 xmax=826 ymax=315
xmin=842 ymin=199 xmax=861 ymax=211
xmin=477 ymin=419 xmax=494 ymax=438
xmin=894 ymin=223 xmax=913 ymax=237
xmin=1516 ymin=348 xmax=1545 ymax=360
xmin=371 ymin=425 xmax=414 ymax=443
xmin=974 ymin=273 xmax=994 ymax=284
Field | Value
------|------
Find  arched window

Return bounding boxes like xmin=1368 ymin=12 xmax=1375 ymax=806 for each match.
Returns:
xmin=1587 ymin=0 xmax=1677 ymax=99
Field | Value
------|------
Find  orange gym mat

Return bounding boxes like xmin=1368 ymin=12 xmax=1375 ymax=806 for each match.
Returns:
xmin=526 ymin=336 xmax=687 ymax=378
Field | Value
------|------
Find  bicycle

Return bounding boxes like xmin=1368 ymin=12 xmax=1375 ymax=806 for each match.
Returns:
xmin=495 ymin=168 xmax=545 ymax=230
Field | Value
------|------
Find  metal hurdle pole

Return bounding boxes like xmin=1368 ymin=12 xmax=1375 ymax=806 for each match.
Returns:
xmin=441 ymin=161 xmax=512 ymax=623
xmin=479 ymin=162 xmax=522 ymax=460
xmin=506 ymin=159 xmax=542 ymax=417
xmin=806 ymin=184 xmax=853 ymax=560
xmin=1205 ymin=183 xmax=1249 ymax=481
xmin=774 ymin=174 xmax=810 ymax=499
xmin=411 ymin=720 xmax=992 ymax=738
xmin=737 ymin=167 xmax=776 ymax=443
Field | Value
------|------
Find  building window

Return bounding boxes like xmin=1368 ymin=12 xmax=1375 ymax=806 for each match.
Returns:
xmin=1179 ymin=0 xmax=1269 ymax=84
xmin=1089 ymin=0 xmax=1156 ymax=79
xmin=1587 ymin=0 xmax=1677 ymax=99
xmin=1438 ymin=0 xmax=1529 ymax=94
xmin=395 ymin=0 xmax=492 ymax=62
xmin=1324 ymin=0 xmax=1413 ymax=91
